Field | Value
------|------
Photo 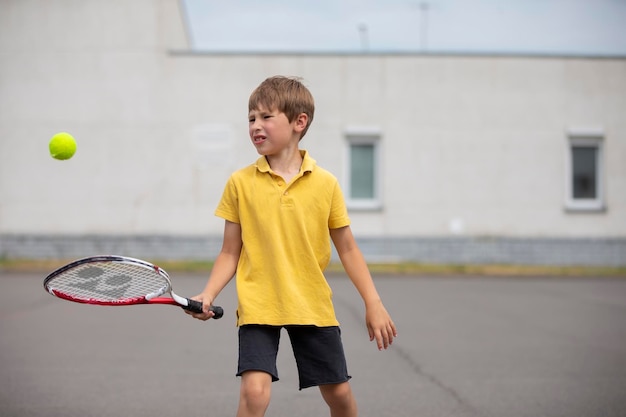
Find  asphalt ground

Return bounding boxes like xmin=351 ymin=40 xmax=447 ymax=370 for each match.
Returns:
xmin=1 ymin=271 xmax=625 ymax=417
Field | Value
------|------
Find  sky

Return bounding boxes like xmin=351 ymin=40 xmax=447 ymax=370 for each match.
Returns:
xmin=182 ymin=0 xmax=626 ymax=56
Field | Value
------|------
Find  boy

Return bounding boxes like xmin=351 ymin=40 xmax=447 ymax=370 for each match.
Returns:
xmin=186 ymin=76 xmax=397 ymax=417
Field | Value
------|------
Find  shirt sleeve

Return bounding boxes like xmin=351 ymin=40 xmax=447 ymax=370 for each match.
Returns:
xmin=328 ymin=181 xmax=351 ymax=229
xmin=214 ymin=176 xmax=240 ymax=224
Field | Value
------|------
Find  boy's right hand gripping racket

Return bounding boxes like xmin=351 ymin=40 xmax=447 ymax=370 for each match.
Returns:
xmin=43 ymin=255 xmax=223 ymax=318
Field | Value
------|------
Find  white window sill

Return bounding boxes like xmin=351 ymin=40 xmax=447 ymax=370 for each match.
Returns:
xmin=347 ymin=200 xmax=383 ymax=211
xmin=565 ymin=200 xmax=606 ymax=213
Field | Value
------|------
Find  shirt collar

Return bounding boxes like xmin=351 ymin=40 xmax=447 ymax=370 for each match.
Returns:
xmin=255 ymin=150 xmax=316 ymax=174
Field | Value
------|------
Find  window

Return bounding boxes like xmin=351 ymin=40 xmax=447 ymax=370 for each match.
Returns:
xmin=350 ymin=144 xmax=375 ymax=199
xmin=345 ymin=128 xmax=382 ymax=210
xmin=565 ymin=128 xmax=605 ymax=212
xmin=572 ymin=146 xmax=597 ymax=199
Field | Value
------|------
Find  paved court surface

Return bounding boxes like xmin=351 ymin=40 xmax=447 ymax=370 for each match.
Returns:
xmin=1 ymin=271 xmax=625 ymax=417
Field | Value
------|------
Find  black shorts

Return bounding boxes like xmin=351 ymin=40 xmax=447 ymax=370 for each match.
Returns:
xmin=237 ymin=325 xmax=351 ymax=390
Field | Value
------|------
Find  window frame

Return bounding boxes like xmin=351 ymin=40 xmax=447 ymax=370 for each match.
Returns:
xmin=344 ymin=127 xmax=383 ymax=211
xmin=565 ymin=127 xmax=605 ymax=212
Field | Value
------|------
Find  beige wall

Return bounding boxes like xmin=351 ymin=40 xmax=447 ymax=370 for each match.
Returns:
xmin=1 ymin=0 xmax=625 ymax=239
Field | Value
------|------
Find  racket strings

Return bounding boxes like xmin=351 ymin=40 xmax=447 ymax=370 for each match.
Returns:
xmin=46 ymin=262 xmax=170 ymax=303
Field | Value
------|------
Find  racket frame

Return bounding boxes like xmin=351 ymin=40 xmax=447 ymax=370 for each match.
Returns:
xmin=44 ymin=255 xmax=222 ymax=317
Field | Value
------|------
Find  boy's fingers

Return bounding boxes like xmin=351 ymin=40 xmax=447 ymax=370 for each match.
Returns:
xmin=376 ymin=325 xmax=397 ymax=350
xmin=367 ymin=315 xmax=397 ymax=350
xmin=183 ymin=306 xmax=215 ymax=321
xmin=376 ymin=336 xmax=383 ymax=350
xmin=374 ymin=329 xmax=387 ymax=350
xmin=388 ymin=325 xmax=396 ymax=344
xmin=383 ymin=331 xmax=391 ymax=349
xmin=193 ymin=311 xmax=212 ymax=321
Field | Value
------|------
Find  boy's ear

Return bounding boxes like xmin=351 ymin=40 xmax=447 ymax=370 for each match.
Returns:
xmin=294 ymin=112 xmax=308 ymax=132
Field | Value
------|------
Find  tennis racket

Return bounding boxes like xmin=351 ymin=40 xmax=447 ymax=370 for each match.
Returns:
xmin=43 ymin=255 xmax=223 ymax=318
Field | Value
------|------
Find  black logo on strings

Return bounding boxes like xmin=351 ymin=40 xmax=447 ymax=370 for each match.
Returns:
xmin=69 ymin=266 xmax=132 ymax=299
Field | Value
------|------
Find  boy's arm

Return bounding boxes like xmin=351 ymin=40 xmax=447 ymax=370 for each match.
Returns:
xmin=186 ymin=220 xmax=242 ymax=320
xmin=330 ymin=225 xmax=398 ymax=350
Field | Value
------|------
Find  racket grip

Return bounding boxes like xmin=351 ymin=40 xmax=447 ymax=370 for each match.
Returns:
xmin=185 ymin=299 xmax=224 ymax=319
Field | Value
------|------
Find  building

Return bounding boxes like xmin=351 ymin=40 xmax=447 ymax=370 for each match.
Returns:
xmin=1 ymin=0 xmax=624 ymax=266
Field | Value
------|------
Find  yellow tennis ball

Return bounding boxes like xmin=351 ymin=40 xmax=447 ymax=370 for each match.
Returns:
xmin=49 ymin=132 xmax=77 ymax=160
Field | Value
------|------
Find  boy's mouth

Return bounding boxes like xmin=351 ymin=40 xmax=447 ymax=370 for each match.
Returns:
xmin=253 ymin=135 xmax=266 ymax=144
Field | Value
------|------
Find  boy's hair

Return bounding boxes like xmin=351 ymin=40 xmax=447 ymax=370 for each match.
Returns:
xmin=249 ymin=76 xmax=315 ymax=139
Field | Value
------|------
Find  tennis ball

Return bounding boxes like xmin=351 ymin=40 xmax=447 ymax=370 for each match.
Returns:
xmin=49 ymin=132 xmax=77 ymax=160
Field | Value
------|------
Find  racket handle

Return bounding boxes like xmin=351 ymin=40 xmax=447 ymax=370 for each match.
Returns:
xmin=185 ymin=299 xmax=224 ymax=319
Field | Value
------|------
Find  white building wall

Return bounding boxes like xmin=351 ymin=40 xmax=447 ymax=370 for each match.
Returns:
xmin=1 ymin=1 xmax=625 ymax=253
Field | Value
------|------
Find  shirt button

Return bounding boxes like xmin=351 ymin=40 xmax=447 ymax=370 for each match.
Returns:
xmin=284 ymin=191 xmax=289 ymax=195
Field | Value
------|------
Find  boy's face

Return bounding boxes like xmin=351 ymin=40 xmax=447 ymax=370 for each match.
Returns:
xmin=248 ymin=106 xmax=306 ymax=156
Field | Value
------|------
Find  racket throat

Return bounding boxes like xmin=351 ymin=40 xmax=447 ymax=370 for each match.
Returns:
xmin=170 ymin=292 xmax=189 ymax=307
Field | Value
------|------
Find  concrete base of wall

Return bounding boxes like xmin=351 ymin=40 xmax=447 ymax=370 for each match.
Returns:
xmin=355 ymin=236 xmax=626 ymax=267
xmin=1 ymin=234 xmax=624 ymax=267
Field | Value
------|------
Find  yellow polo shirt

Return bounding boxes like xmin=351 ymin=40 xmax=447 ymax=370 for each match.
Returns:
xmin=215 ymin=150 xmax=350 ymax=326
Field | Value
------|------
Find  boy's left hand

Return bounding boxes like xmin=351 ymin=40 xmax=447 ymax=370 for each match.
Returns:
xmin=365 ymin=300 xmax=397 ymax=350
